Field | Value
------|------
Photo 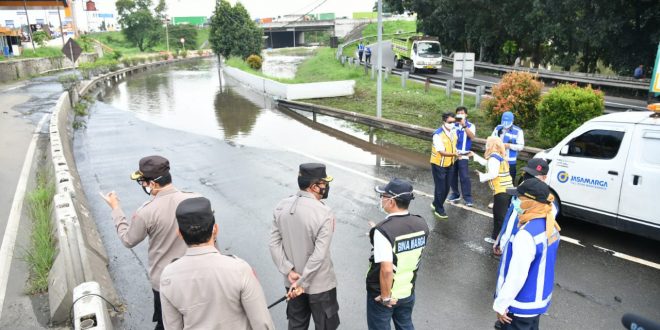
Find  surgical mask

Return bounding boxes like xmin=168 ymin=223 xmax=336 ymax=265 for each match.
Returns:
xmin=512 ymin=197 xmax=525 ymax=215
xmin=377 ymin=197 xmax=389 ymax=214
xmin=444 ymin=123 xmax=454 ymax=130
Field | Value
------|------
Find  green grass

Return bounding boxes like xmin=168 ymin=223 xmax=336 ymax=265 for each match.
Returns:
xmin=87 ymin=31 xmax=162 ymax=56
xmin=362 ymin=20 xmax=417 ymax=37
xmin=23 ymin=169 xmax=56 ymax=294
xmin=0 ymin=47 xmax=63 ymax=61
xmin=196 ymin=27 xmax=210 ymax=48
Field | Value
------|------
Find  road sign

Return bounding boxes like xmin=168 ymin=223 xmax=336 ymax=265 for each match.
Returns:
xmin=650 ymin=43 xmax=660 ymax=94
xmin=453 ymin=52 xmax=475 ymax=78
xmin=61 ymin=38 xmax=82 ymax=63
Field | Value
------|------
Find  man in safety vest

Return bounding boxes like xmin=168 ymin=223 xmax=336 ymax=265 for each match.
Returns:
xmin=367 ymin=178 xmax=429 ymax=329
xmin=430 ymin=112 xmax=458 ymax=218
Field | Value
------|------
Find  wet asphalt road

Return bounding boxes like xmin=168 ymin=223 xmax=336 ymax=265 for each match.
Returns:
xmin=72 ymin=59 xmax=660 ymax=329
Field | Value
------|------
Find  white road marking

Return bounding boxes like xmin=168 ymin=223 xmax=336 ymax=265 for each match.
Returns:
xmin=593 ymin=245 xmax=660 ymax=271
xmin=0 ymin=114 xmax=48 ymax=319
xmin=287 ymin=147 xmax=660 ymax=270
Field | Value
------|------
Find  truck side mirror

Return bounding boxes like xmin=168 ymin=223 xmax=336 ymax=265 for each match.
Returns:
xmin=560 ymin=145 xmax=569 ymax=155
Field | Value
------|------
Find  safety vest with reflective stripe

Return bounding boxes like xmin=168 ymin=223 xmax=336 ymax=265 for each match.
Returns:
xmin=488 ymin=153 xmax=513 ymax=194
xmin=495 ymin=218 xmax=560 ymax=315
xmin=367 ymin=214 xmax=429 ymax=299
xmin=430 ymin=128 xmax=457 ymax=167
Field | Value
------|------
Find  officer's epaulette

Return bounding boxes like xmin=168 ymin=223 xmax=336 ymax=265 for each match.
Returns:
xmin=170 ymin=257 xmax=180 ymax=264
xmin=221 ymin=253 xmax=237 ymax=259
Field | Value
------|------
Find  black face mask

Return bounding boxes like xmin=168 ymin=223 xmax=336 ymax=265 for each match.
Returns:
xmin=318 ymin=183 xmax=330 ymax=199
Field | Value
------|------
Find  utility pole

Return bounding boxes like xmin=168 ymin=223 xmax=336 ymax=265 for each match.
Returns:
xmin=22 ymin=0 xmax=36 ymax=50
xmin=376 ymin=0 xmax=383 ymax=118
xmin=164 ymin=16 xmax=169 ymax=53
xmin=70 ymin=0 xmax=80 ymax=36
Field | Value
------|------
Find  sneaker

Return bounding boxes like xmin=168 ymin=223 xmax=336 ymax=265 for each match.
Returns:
xmin=465 ymin=202 xmax=474 ymax=207
xmin=494 ymin=320 xmax=503 ymax=329
xmin=484 ymin=237 xmax=496 ymax=244
xmin=447 ymin=195 xmax=461 ymax=203
xmin=488 ymin=202 xmax=494 ymax=209
xmin=434 ymin=211 xmax=448 ymax=219
xmin=430 ymin=203 xmax=436 ymax=211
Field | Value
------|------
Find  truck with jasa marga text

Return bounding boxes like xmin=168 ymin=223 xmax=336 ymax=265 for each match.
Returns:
xmin=392 ymin=36 xmax=442 ymax=74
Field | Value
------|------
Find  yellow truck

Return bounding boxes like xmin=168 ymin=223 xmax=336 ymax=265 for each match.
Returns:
xmin=392 ymin=36 xmax=442 ymax=74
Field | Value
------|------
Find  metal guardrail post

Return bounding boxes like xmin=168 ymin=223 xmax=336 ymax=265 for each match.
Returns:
xmin=385 ymin=67 xmax=390 ymax=81
xmin=446 ymin=80 xmax=454 ymax=96
xmin=364 ymin=62 xmax=369 ymax=75
xmin=341 ymin=56 xmax=346 ymax=66
xmin=401 ymin=71 xmax=408 ymax=89
xmin=475 ymin=86 xmax=483 ymax=108
xmin=371 ymin=65 xmax=375 ymax=80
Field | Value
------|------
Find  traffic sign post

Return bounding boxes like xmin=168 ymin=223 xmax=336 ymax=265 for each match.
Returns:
xmin=61 ymin=38 xmax=82 ymax=68
xmin=453 ymin=52 xmax=475 ymax=105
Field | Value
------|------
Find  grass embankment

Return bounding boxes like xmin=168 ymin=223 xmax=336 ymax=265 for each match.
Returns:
xmin=342 ymin=20 xmax=417 ymax=57
xmin=23 ymin=169 xmax=56 ymax=294
xmin=0 ymin=47 xmax=63 ymax=61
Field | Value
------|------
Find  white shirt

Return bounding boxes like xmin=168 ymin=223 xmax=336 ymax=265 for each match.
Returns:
xmin=373 ymin=211 xmax=410 ymax=264
xmin=455 ymin=122 xmax=476 ymax=158
xmin=492 ymin=230 xmax=537 ymax=316
xmin=491 ymin=127 xmax=525 ymax=162
xmin=476 ymin=156 xmax=501 ymax=182
xmin=432 ymin=126 xmax=453 ymax=153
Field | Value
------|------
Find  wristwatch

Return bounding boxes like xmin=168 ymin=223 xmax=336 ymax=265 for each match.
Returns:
xmin=381 ymin=297 xmax=392 ymax=305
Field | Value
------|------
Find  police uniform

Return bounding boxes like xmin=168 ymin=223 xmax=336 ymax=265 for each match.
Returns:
xmin=269 ymin=163 xmax=340 ymax=330
xmin=367 ymin=179 xmax=430 ymax=329
xmin=111 ymin=155 xmax=200 ymax=329
xmin=492 ymin=111 xmax=525 ymax=182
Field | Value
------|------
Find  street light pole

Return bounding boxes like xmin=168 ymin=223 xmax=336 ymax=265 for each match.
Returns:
xmin=376 ymin=0 xmax=383 ymax=118
xmin=164 ymin=17 xmax=169 ymax=53
xmin=22 ymin=0 xmax=36 ymax=51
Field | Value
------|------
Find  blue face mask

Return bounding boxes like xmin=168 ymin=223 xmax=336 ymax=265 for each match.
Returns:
xmin=512 ymin=197 xmax=525 ymax=215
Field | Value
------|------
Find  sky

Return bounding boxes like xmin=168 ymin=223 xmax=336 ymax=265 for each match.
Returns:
xmin=165 ymin=0 xmax=374 ymax=19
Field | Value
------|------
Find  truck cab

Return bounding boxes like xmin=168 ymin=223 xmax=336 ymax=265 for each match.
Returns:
xmin=535 ymin=108 xmax=660 ymax=240
xmin=392 ymin=36 xmax=442 ymax=74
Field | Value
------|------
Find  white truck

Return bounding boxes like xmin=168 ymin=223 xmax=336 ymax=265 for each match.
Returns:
xmin=392 ymin=36 xmax=442 ymax=74
xmin=535 ymin=106 xmax=660 ymax=240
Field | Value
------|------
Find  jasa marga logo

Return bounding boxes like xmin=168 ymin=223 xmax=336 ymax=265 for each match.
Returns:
xmin=557 ymin=171 xmax=608 ymax=190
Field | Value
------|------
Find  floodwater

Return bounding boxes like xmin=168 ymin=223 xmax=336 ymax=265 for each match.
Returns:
xmin=96 ymin=57 xmax=429 ymax=170
xmin=261 ymin=47 xmax=316 ymax=79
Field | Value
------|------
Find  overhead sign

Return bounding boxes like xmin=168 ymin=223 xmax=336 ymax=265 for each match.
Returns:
xmin=650 ymin=43 xmax=660 ymax=94
xmin=453 ymin=52 xmax=475 ymax=78
xmin=61 ymin=38 xmax=82 ymax=63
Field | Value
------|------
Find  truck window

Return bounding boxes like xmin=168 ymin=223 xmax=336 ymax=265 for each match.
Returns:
xmin=418 ymin=43 xmax=441 ymax=56
xmin=566 ymin=129 xmax=624 ymax=159
xmin=641 ymin=130 xmax=660 ymax=165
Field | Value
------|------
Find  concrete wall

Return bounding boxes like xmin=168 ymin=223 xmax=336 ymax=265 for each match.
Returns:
xmin=0 ymin=53 xmax=97 ymax=83
xmin=223 ymin=66 xmax=355 ymax=100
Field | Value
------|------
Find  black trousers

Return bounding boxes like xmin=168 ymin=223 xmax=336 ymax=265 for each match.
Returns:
xmin=502 ymin=314 xmax=540 ymax=330
xmin=492 ymin=193 xmax=512 ymax=239
xmin=286 ymin=287 xmax=340 ymax=330
xmin=152 ymin=289 xmax=164 ymax=330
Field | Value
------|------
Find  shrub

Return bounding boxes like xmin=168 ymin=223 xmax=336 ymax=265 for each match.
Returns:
xmin=246 ymin=54 xmax=262 ymax=70
xmin=121 ymin=58 xmax=131 ymax=67
xmin=485 ymin=71 xmax=543 ymax=128
xmin=109 ymin=50 xmax=122 ymax=60
xmin=161 ymin=53 xmax=169 ymax=61
xmin=537 ymin=84 xmax=604 ymax=146
xmin=32 ymin=31 xmax=48 ymax=47
xmin=197 ymin=49 xmax=204 ymax=56
xmin=181 ymin=50 xmax=188 ymax=58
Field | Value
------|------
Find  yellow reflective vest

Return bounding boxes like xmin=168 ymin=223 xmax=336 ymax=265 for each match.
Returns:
xmin=430 ymin=128 xmax=457 ymax=167
xmin=488 ymin=153 xmax=513 ymax=194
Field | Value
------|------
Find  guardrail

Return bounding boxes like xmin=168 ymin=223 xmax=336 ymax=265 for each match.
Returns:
xmin=277 ymin=99 xmax=543 ymax=161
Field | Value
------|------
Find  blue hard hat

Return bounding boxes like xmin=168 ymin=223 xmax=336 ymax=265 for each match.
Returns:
xmin=501 ymin=111 xmax=514 ymax=128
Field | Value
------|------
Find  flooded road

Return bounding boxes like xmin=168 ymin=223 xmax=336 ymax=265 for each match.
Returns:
xmin=74 ymin=58 xmax=660 ymax=329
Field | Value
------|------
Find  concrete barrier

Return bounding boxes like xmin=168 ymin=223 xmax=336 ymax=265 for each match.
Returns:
xmin=223 ymin=66 xmax=355 ymax=100
xmin=47 ymin=91 xmax=118 ymax=325
xmin=0 ymin=54 xmax=97 ymax=83
xmin=73 ymin=282 xmax=113 ymax=330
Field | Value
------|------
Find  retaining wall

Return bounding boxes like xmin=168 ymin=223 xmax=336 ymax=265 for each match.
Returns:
xmin=0 ymin=53 xmax=97 ymax=83
xmin=223 ymin=66 xmax=355 ymax=100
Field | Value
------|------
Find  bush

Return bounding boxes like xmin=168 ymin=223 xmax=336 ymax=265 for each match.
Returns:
xmin=161 ymin=53 xmax=169 ymax=61
xmin=246 ymin=54 xmax=262 ymax=70
xmin=181 ymin=50 xmax=188 ymax=58
xmin=197 ymin=49 xmax=204 ymax=56
xmin=32 ymin=31 xmax=48 ymax=47
xmin=537 ymin=84 xmax=604 ymax=146
xmin=484 ymin=71 xmax=543 ymax=128
xmin=109 ymin=50 xmax=122 ymax=60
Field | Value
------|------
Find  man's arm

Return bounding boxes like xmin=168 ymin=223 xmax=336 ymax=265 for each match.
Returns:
xmin=433 ymin=133 xmax=458 ymax=157
xmin=241 ymin=264 xmax=276 ymax=329
xmin=159 ymin=290 xmax=183 ymax=330
xmin=492 ymin=231 xmax=536 ymax=315
xmin=373 ymin=230 xmax=394 ymax=299
xmin=268 ymin=215 xmax=295 ymax=276
xmin=508 ymin=130 xmax=525 ymax=151
xmin=111 ymin=207 xmax=148 ymax=248
xmin=478 ymin=157 xmax=501 ymax=182
xmin=297 ymin=213 xmax=335 ymax=289
xmin=464 ymin=122 xmax=476 ymax=139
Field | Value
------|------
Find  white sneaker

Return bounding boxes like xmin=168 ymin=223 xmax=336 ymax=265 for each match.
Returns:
xmin=488 ymin=202 xmax=494 ymax=209
xmin=484 ymin=237 xmax=496 ymax=244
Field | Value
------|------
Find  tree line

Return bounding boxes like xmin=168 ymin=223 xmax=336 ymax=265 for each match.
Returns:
xmin=383 ymin=0 xmax=660 ymax=75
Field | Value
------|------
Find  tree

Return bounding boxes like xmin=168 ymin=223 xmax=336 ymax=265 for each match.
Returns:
xmin=168 ymin=25 xmax=198 ymax=50
xmin=209 ymin=0 xmax=262 ymax=60
xmin=115 ymin=0 xmax=165 ymax=51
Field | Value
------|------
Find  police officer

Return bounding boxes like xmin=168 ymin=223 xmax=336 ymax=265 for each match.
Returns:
xmin=493 ymin=179 xmax=561 ymax=330
xmin=269 ymin=163 xmax=340 ymax=330
xmin=358 ymin=42 xmax=365 ymax=62
xmin=101 ymin=155 xmax=200 ymax=330
xmin=367 ymin=178 xmax=429 ymax=330
xmin=365 ymin=46 xmax=372 ymax=64
xmin=159 ymin=197 xmax=275 ymax=329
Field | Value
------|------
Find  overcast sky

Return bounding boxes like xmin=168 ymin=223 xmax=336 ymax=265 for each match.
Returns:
xmin=165 ymin=0 xmax=374 ymax=19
